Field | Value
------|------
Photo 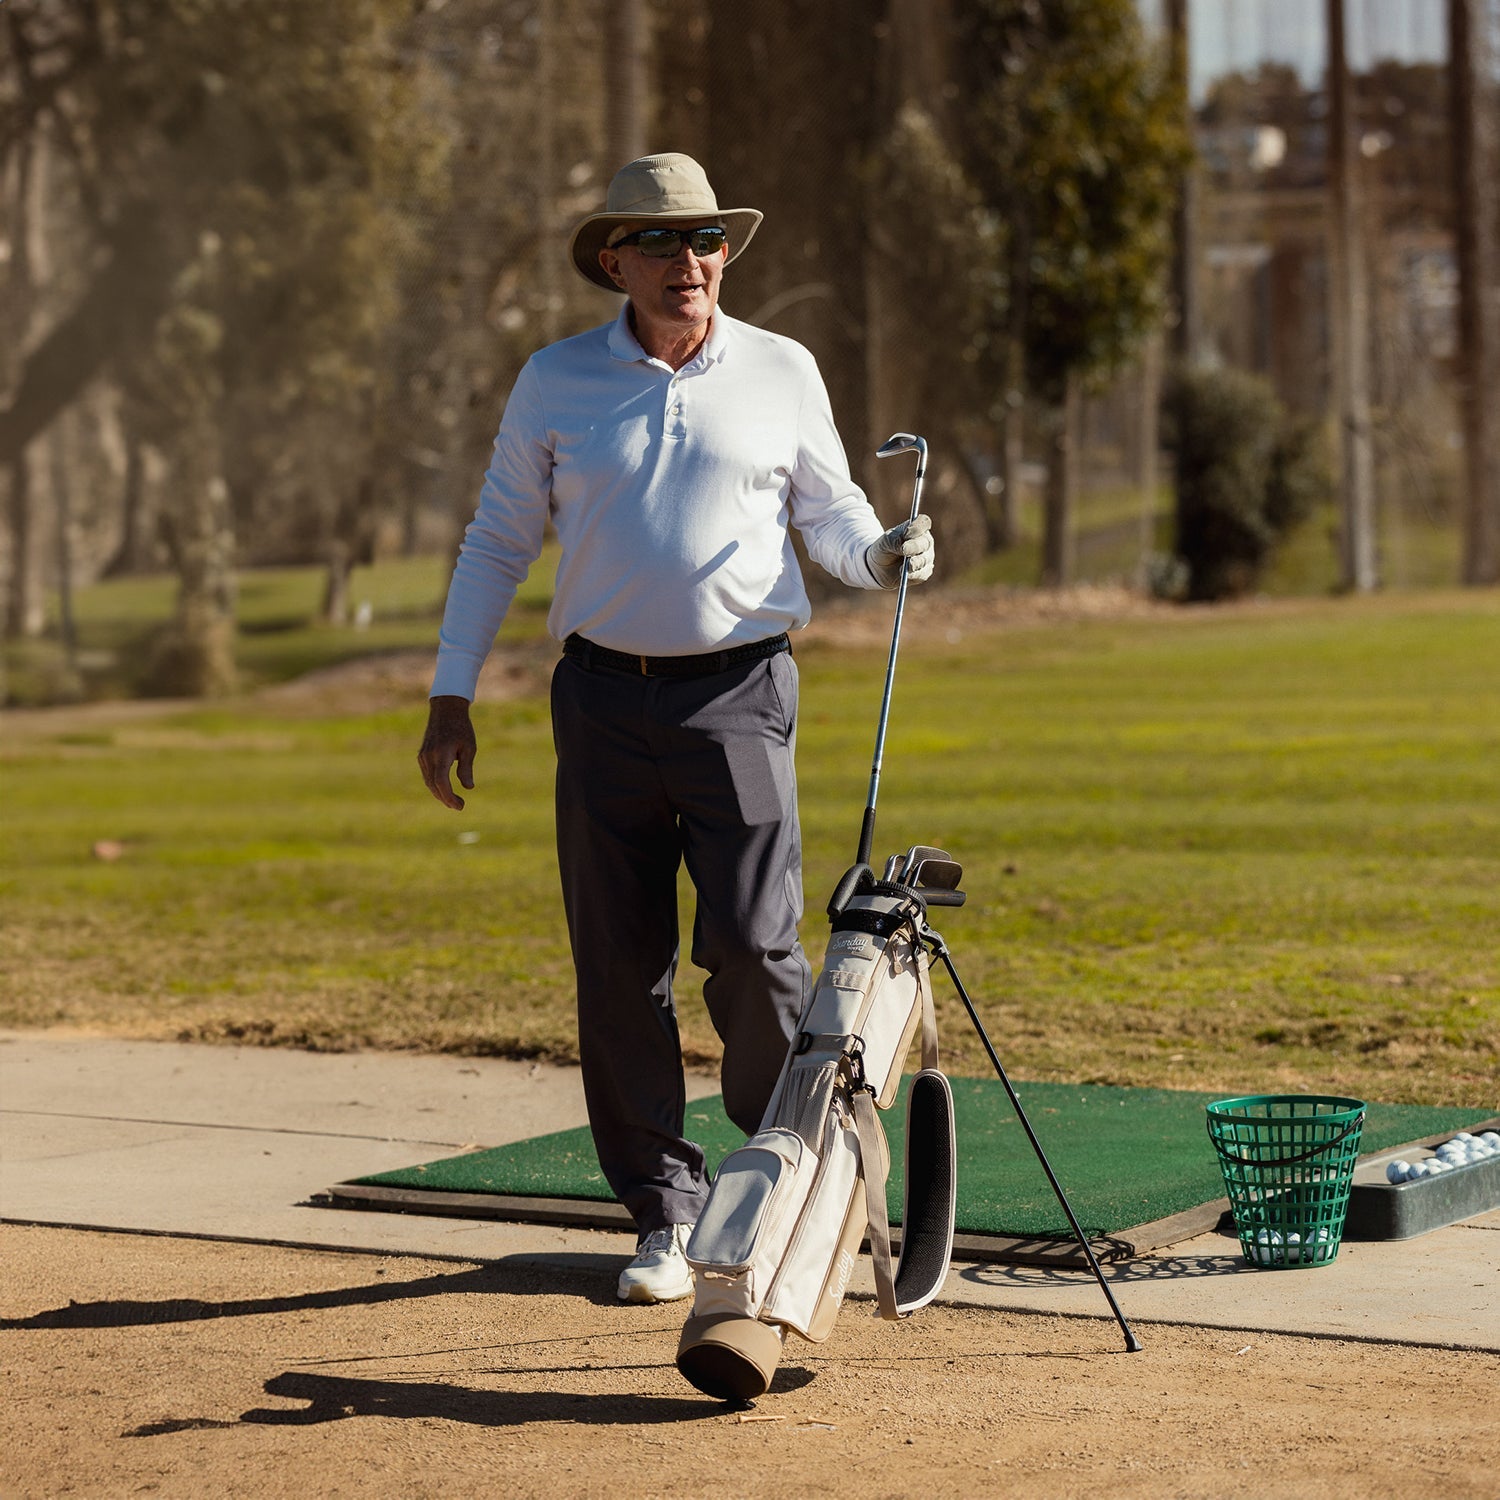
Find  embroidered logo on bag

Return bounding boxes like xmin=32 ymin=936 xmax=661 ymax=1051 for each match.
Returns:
xmin=827 ymin=933 xmax=873 ymax=957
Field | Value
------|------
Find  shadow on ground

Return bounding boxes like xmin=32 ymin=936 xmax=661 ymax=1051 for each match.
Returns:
xmin=0 ymin=1252 xmax=629 ymax=1330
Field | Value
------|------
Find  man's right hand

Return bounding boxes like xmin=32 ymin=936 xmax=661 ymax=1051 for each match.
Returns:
xmin=418 ymin=695 xmax=477 ymax=811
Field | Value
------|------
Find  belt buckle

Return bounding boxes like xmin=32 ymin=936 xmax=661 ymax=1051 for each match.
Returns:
xmin=638 ymin=654 xmax=650 ymax=676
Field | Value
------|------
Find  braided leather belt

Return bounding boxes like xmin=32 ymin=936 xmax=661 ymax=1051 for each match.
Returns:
xmin=563 ymin=632 xmax=790 ymax=679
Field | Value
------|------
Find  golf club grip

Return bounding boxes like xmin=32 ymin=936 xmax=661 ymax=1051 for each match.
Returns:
xmin=921 ymin=888 xmax=966 ymax=908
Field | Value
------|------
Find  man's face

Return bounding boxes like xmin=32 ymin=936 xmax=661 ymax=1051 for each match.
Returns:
xmin=598 ymin=223 xmax=727 ymax=341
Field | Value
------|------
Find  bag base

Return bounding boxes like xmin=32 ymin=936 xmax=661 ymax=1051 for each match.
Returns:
xmin=676 ymin=1312 xmax=785 ymax=1401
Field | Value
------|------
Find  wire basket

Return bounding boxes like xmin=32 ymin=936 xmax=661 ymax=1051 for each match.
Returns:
xmin=1206 ymin=1095 xmax=1366 ymax=1269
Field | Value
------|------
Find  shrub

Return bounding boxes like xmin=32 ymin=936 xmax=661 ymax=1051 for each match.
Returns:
xmin=1164 ymin=366 xmax=1328 ymax=601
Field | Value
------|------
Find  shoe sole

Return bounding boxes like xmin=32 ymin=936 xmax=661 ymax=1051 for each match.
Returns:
xmin=617 ymin=1276 xmax=695 ymax=1305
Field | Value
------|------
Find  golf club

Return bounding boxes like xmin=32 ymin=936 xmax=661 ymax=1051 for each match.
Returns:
xmin=851 ymin=439 xmax=1143 ymax=1352
xmin=857 ymin=433 xmax=928 ymax=869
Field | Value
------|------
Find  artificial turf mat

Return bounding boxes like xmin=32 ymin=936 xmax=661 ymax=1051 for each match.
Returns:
xmin=350 ymin=1081 xmax=1495 ymax=1242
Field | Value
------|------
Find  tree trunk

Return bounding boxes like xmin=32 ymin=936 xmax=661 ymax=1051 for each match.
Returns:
xmin=1040 ymin=372 xmax=1080 ymax=588
xmin=4 ymin=448 xmax=44 ymax=639
xmin=51 ymin=424 xmax=77 ymax=672
xmin=101 ymin=428 xmax=157 ymax=578
xmin=322 ymin=476 xmax=376 ymax=626
xmin=1136 ymin=329 xmax=1164 ymax=574
xmin=707 ymin=0 xmax=880 ymax=496
xmin=1449 ymin=0 xmax=1500 ymax=585
xmin=990 ymin=338 xmax=1025 ymax=551
xmin=1326 ymin=0 xmax=1378 ymax=592
xmin=0 ymin=199 xmax=183 ymax=469
xmin=604 ymin=0 xmax=649 ymax=168
xmin=146 ymin=438 xmax=238 ymax=698
xmin=1165 ymin=0 xmax=1199 ymax=366
xmin=994 ymin=197 xmax=1034 ymax=552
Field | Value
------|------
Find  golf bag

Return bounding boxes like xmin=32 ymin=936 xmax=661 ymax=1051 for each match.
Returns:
xmin=675 ymin=858 xmax=961 ymax=1402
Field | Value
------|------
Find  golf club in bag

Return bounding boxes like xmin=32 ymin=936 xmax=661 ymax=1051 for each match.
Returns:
xmin=675 ymin=435 xmax=1141 ymax=1403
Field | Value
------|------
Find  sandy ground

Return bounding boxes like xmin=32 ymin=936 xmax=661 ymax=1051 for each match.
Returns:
xmin=4 ymin=1224 xmax=1497 ymax=1500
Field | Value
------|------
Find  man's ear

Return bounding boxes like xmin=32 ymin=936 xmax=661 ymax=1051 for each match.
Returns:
xmin=598 ymin=248 xmax=628 ymax=290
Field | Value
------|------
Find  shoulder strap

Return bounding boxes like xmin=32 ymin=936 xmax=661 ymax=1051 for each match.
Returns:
xmin=854 ymin=945 xmax=942 ymax=1323
xmin=851 ymin=1086 xmax=901 ymax=1321
xmin=917 ymin=946 xmax=939 ymax=1073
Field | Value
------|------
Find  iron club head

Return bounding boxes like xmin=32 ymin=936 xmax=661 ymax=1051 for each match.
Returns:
xmin=876 ymin=432 xmax=925 ymax=460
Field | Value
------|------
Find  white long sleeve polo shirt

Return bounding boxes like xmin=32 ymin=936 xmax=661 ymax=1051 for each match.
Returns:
xmin=430 ymin=305 xmax=887 ymax=700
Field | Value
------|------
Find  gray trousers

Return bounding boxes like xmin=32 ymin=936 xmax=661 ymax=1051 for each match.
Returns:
xmin=550 ymin=650 xmax=809 ymax=1235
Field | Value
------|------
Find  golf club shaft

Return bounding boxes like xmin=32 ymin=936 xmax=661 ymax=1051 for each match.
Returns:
xmin=929 ymin=936 xmax=1144 ymax=1354
xmin=857 ymin=444 xmax=927 ymax=867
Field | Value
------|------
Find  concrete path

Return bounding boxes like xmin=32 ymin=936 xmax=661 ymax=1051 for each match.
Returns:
xmin=2 ymin=1032 xmax=1496 ymax=1352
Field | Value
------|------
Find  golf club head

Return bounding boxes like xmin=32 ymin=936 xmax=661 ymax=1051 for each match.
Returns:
xmin=893 ymin=844 xmax=950 ymax=882
xmin=876 ymin=432 xmax=925 ymax=461
xmin=908 ymin=856 xmax=963 ymax=893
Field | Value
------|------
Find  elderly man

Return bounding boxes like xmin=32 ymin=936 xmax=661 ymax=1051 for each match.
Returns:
xmin=418 ymin=153 xmax=933 ymax=1304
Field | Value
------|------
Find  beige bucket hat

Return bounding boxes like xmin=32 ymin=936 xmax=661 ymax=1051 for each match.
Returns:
xmin=569 ymin=153 xmax=763 ymax=292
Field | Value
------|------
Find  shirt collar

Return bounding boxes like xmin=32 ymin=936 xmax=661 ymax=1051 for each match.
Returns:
xmin=607 ymin=304 xmax=732 ymax=369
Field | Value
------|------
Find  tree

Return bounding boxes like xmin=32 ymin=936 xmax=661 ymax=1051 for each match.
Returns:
xmin=1449 ymin=0 xmax=1500 ymax=586
xmin=0 ymin=0 xmax=446 ymax=691
xmin=952 ymin=0 xmax=1191 ymax=581
xmin=705 ymin=0 xmax=884 ymax=496
xmin=1166 ymin=364 xmax=1327 ymax=601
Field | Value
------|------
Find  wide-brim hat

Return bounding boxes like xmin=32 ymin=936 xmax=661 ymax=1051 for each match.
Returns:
xmin=569 ymin=153 xmax=763 ymax=292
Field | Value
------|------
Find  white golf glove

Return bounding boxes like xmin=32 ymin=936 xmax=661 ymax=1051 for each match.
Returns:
xmin=865 ymin=514 xmax=934 ymax=588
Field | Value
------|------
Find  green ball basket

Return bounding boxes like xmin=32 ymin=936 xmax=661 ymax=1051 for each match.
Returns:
xmin=1206 ymin=1094 xmax=1366 ymax=1269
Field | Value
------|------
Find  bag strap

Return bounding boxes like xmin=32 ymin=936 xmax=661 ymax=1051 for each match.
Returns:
xmin=917 ymin=946 xmax=939 ymax=1073
xmin=851 ymin=945 xmax=941 ymax=1323
xmin=851 ymin=1086 xmax=901 ymax=1321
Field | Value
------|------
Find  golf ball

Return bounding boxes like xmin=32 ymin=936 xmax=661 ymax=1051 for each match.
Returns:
xmin=1387 ymin=1160 xmax=1411 ymax=1183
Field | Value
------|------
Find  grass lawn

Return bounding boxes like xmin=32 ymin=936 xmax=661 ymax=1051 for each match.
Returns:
xmin=1 ymin=552 xmax=557 ymax=704
xmin=1 ymin=586 xmax=1496 ymax=1108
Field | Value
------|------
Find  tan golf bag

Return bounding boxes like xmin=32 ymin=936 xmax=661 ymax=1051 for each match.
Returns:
xmin=676 ymin=865 xmax=959 ymax=1401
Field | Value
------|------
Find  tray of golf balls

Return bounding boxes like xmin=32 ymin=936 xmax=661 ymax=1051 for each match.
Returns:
xmin=1343 ymin=1127 xmax=1500 ymax=1241
xmin=1383 ymin=1130 xmax=1499 ymax=1184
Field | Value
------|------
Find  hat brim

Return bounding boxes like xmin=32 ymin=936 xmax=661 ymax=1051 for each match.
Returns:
xmin=569 ymin=208 xmax=764 ymax=292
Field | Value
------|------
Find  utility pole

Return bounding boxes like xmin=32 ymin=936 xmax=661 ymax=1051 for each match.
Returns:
xmin=1449 ymin=0 xmax=1500 ymax=585
xmin=1325 ymin=0 xmax=1378 ymax=592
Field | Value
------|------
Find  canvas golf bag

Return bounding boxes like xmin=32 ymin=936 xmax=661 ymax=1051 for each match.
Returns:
xmin=675 ymin=856 xmax=962 ymax=1401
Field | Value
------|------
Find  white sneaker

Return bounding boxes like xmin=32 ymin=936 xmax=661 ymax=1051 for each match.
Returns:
xmin=617 ymin=1223 xmax=695 ymax=1304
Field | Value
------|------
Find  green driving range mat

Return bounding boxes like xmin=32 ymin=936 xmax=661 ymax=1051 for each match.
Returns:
xmin=343 ymin=1080 xmax=1494 ymax=1245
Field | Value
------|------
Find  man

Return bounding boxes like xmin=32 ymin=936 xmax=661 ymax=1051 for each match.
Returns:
xmin=417 ymin=153 xmax=933 ymax=1304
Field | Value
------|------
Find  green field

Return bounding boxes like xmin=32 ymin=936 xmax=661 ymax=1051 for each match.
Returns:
xmin=1 ymin=580 xmax=1496 ymax=1108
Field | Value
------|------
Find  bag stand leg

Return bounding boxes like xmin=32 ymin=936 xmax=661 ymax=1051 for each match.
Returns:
xmin=923 ymin=930 xmax=1144 ymax=1355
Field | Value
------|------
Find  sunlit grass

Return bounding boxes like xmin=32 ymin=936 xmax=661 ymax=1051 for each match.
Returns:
xmin=4 ymin=549 xmax=561 ymax=703
xmin=2 ymin=589 xmax=1496 ymax=1107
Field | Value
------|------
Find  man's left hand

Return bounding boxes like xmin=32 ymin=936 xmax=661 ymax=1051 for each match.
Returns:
xmin=866 ymin=514 xmax=934 ymax=588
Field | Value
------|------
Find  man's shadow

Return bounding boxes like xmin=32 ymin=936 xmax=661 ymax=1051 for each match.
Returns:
xmin=123 ymin=1364 xmax=814 ymax=1436
xmin=10 ymin=1252 xmax=816 ymax=1432
xmin=127 ymin=1370 xmax=722 ymax=1432
xmin=229 ymin=1368 xmax=810 ymax=1434
xmin=1 ymin=1253 xmax=624 ymax=1330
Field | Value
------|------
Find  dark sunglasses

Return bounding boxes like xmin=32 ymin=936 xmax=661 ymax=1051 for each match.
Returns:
xmin=611 ymin=225 xmax=728 ymax=258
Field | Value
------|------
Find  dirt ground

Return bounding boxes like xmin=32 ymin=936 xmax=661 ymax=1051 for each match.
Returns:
xmin=4 ymin=1224 xmax=1496 ymax=1500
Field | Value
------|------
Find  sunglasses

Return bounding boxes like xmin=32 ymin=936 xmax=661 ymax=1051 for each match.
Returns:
xmin=611 ymin=225 xmax=728 ymax=259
